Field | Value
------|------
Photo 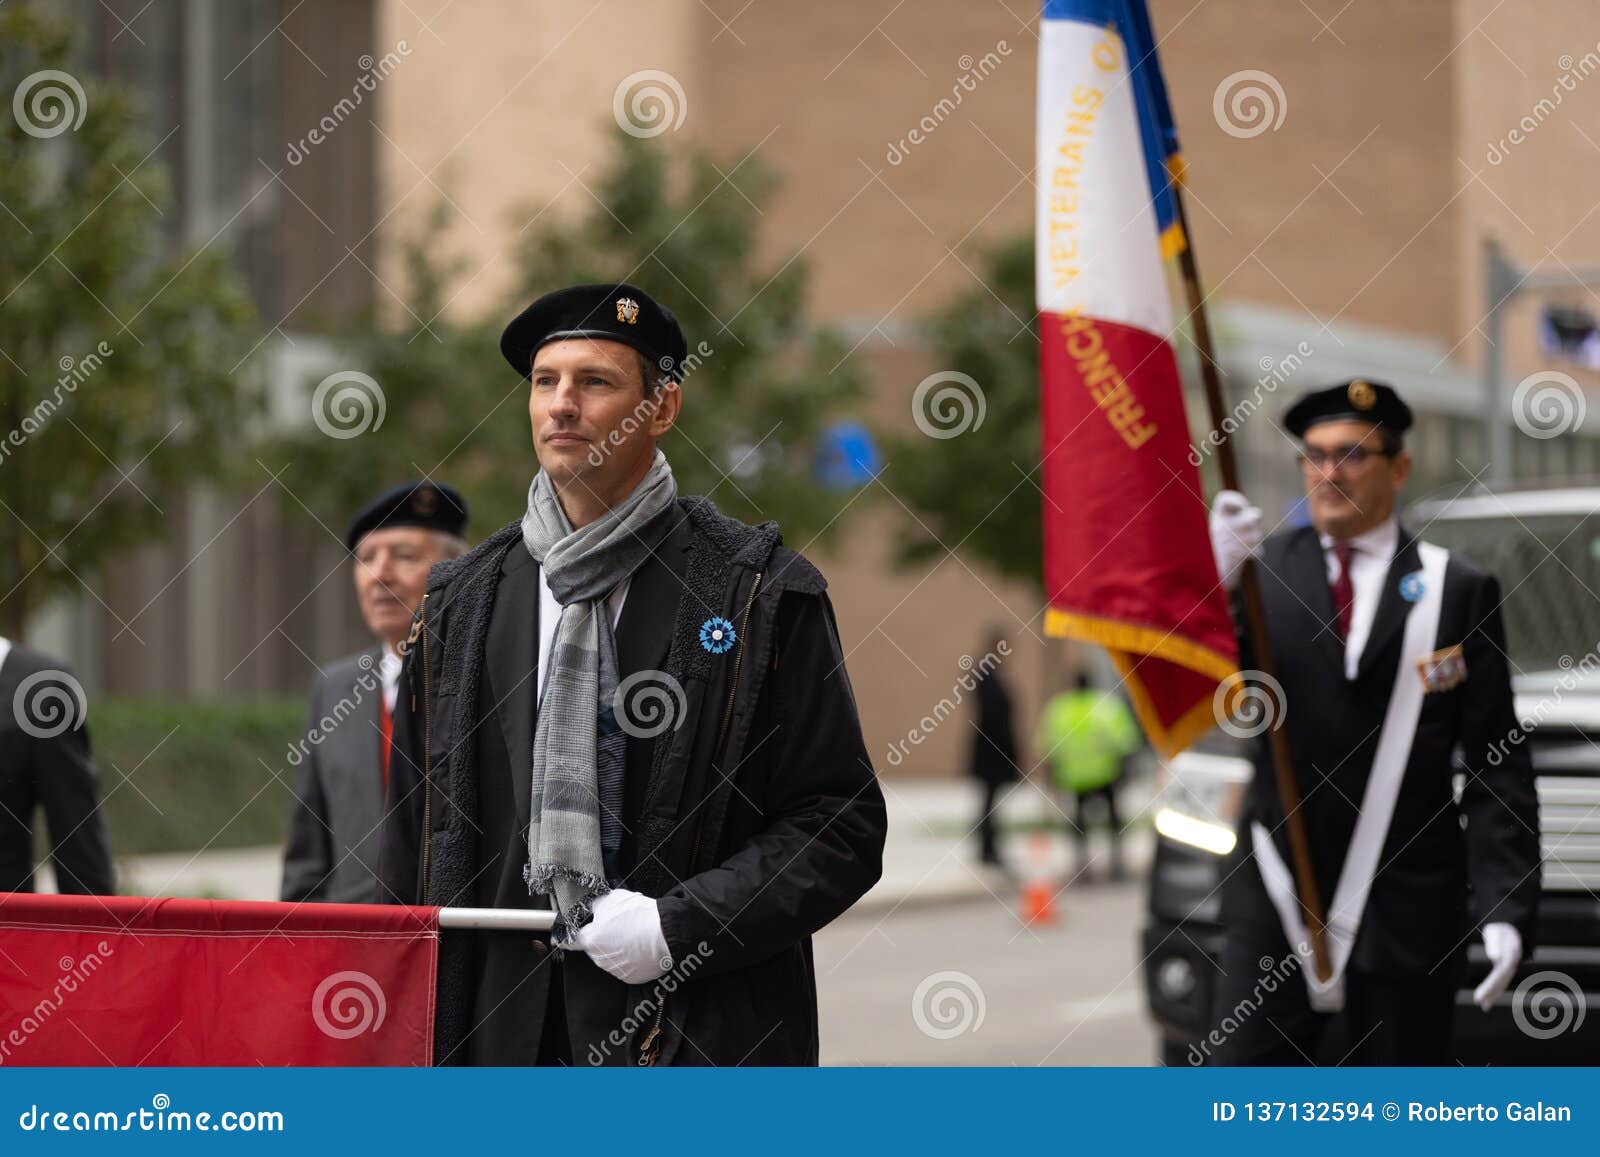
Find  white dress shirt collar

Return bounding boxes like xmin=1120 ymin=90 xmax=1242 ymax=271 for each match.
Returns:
xmin=1316 ymin=516 xmax=1401 ymax=679
xmin=1317 ymin=516 xmax=1399 ymax=562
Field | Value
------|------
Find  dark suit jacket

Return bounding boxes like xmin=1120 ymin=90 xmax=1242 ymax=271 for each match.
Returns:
xmin=0 ymin=645 xmax=114 ymax=895
xmin=281 ymin=648 xmax=390 ymax=904
xmin=1223 ymin=524 xmax=1541 ymax=976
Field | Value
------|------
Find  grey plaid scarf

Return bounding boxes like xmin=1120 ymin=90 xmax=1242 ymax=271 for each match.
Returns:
xmin=520 ymin=449 xmax=679 ymax=938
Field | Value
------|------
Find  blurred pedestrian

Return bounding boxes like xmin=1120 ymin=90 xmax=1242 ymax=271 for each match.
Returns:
xmin=967 ymin=629 xmax=1019 ymax=868
xmin=281 ymin=481 xmax=469 ymax=904
xmin=0 ymin=640 xmax=114 ymax=895
xmin=1035 ymin=672 xmax=1140 ymax=881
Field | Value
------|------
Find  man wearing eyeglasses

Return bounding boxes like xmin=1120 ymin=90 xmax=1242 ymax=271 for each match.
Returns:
xmin=1202 ymin=379 xmax=1539 ymax=1065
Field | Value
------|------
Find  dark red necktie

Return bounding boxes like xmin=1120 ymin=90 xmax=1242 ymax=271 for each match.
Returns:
xmin=379 ymin=694 xmax=393 ymax=793
xmin=1330 ymin=540 xmax=1354 ymax=638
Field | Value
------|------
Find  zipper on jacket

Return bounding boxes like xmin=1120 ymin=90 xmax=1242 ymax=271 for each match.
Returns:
xmin=640 ymin=569 xmax=764 ymax=1067
xmin=636 ymin=1006 xmax=664 ymax=1065
xmin=419 ymin=591 xmax=433 ymax=907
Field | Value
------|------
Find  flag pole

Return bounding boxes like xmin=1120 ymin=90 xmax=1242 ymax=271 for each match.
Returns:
xmin=1168 ymin=182 xmax=1332 ymax=984
xmin=438 ymin=907 xmax=556 ymax=931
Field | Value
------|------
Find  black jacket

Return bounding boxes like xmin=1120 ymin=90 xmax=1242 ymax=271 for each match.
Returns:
xmin=1223 ymin=525 xmax=1540 ymax=976
xmin=377 ymin=496 xmax=886 ymax=1065
xmin=0 ymin=646 xmax=114 ymax=895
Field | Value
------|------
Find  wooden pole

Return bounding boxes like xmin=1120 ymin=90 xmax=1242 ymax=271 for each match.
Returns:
xmin=1170 ymin=187 xmax=1332 ymax=984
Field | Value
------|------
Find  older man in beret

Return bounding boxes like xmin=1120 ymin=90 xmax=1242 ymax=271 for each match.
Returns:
xmin=1203 ymin=379 xmax=1539 ymax=1065
xmin=282 ymin=481 xmax=469 ymax=905
xmin=378 ymin=283 xmax=886 ymax=1066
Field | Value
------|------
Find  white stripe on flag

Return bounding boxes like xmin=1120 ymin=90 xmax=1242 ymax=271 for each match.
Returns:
xmin=1035 ymin=16 xmax=1172 ymax=337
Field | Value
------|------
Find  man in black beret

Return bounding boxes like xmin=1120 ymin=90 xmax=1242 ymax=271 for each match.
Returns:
xmin=282 ymin=481 xmax=469 ymax=905
xmin=378 ymin=283 xmax=886 ymax=1066
xmin=1201 ymin=379 xmax=1538 ymax=1064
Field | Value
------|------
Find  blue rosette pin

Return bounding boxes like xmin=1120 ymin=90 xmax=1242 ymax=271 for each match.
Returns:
xmin=700 ymin=616 xmax=736 ymax=654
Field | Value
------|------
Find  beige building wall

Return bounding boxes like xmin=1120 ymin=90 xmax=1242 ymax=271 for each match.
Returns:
xmin=373 ymin=0 xmax=707 ymax=315
xmin=1154 ymin=0 xmax=1463 ymax=343
xmin=1453 ymin=1 xmax=1600 ymax=393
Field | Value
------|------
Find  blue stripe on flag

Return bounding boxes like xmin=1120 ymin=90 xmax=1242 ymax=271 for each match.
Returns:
xmin=1117 ymin=1 xmax=1183 ymax=242
xmin=1041 ymin=0 xmax=1121 ymax=22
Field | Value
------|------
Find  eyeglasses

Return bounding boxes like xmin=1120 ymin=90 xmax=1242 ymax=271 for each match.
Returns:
xmin=1296 ymin=444 xmax=1394 ymax=472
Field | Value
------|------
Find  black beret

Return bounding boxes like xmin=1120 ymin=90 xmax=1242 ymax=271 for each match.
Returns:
xmin=1284 ymin=379 xmax=1413 ymax=438
xmin=500 ymin=282 xmax=689 ymax=383
xmin=345 ymin=481 xmax=469 ymax=551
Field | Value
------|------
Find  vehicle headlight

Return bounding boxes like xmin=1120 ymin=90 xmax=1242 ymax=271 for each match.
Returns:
xmin=1152 ymin=750 xmax=1251 ymax=856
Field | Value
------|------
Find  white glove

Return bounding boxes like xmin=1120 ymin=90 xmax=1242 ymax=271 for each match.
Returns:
xmin=561 ymin=889 xmax=673 ymax=985
xmin=1473 ymin=922 xmax=1523 ymax=1011
xmin=1209 ymin=489 xmax=1262 ymax=591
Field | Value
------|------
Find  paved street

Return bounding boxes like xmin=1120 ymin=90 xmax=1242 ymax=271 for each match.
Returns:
xmin=816 ymin=873 xmax=1159 ymax=1066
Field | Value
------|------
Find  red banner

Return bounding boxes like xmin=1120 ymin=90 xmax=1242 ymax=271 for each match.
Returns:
xmin=1039 ymin=312 xmax=1237 ymax=758
xmin=0 ymin=893 xmax=437 ymax=1066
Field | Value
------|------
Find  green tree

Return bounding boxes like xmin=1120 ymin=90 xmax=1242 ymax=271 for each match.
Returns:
xmin=0 ymin=5 xmax=255 ymax=639
xmin=270 ymin=131 xmax=867 ymax=541
xmin=267 ymin=197 xmax=511 ymax=531
xmin=883 ymin=233 xmax=1043 ymax=590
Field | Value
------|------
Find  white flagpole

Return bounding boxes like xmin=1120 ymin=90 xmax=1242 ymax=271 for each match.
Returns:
xmin=437 ymin=907 xmax=556 ymax=931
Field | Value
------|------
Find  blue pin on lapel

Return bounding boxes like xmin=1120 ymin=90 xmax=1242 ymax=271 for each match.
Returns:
xmin=700 ymin=616 xmax=736 ymax=654
xmin=1399 ymin=571 xmax=1425 ymax=603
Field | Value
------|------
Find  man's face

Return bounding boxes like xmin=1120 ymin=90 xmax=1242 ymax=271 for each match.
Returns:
xmin=353 ymin=527 xmax=445 ymax=647
xmin=1298 ymin=419 xmax=1411 ymax=538
xmin=527 ymin=338 xmax=679 ymax=494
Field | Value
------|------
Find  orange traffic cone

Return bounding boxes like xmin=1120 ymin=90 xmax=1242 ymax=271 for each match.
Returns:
xmin=1019 ymin=830 xmax=1059 ymax=925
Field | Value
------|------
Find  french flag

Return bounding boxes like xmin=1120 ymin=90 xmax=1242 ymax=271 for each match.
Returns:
xmin=1036 ymin=0 xmax=1238 ymax=757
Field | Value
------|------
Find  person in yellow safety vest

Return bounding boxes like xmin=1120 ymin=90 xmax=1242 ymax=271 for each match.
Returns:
xmin=1035 ymin=673 xmax=1142 ymax=882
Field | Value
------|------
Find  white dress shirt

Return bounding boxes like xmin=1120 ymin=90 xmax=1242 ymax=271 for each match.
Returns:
xmin=1318 ymin=517 xmax=1399 ymax=680
xmin=536 ymin=569 xmax=630 ymax=706
xmin=379 ymin=644 xmax=403 ymax=713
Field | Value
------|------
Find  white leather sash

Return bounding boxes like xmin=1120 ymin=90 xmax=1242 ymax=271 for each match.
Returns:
xmin=1252 ymin=541 xmax=1449 ymax=1011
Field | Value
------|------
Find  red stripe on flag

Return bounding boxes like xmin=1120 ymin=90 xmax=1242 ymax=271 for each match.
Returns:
xmin=1039 ymin=309 xmax=1237 ymax=757
xmin=0 ymin=893 xmax=438 ymax=1066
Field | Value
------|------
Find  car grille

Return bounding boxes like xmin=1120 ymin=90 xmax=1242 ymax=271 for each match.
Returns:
xmin=1539 ymin=774 xmax=1600 ymax=893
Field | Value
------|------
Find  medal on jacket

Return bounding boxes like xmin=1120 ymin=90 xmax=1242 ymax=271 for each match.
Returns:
xmin=1417 ymin=644 xmax=1467 ymax=693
